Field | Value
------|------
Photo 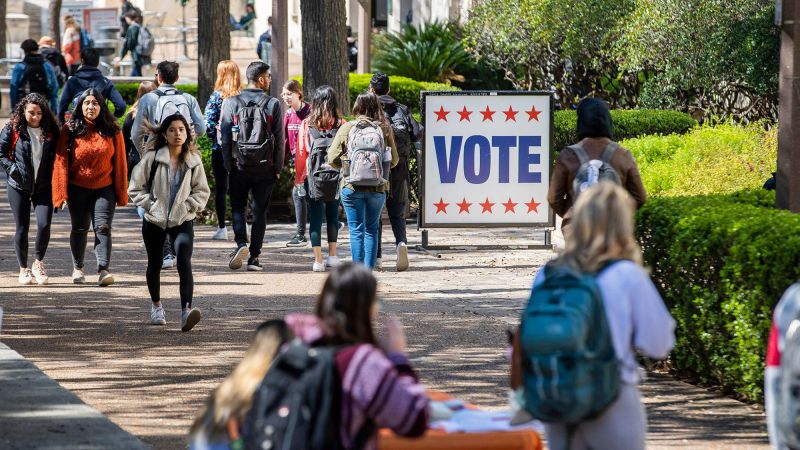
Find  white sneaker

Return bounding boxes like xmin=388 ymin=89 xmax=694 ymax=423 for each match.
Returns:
xmin=150 ymin=304 xmax=166 ymax=325
xmin=325 ymin=256 xmax=341 ymax=268
xmin=312 ymin=261 xmax=326 ymax=272
xmin=212 ymin=227 xmax=228 ymax=240
xmin=228 ymin=246 xmax=249 ymax=270
xmin=18 ymin=268 xmax=33 ymax=285
xmin=374 ymin=258 xmax=382 ymax=270
xmin=31 ymin=260 xmax=49 ymax=285
xmin=98 ymin=270 xmax=115 ymax=286
xmin=181 ymin=308 xmax=202 ymax=332
xmin=162 ymin=255 xmax=174 ymax=269
xmin=396 ymin=242 xmax=409 ymax=272
xmin=72 ymin=268 xmax=86 ymax=284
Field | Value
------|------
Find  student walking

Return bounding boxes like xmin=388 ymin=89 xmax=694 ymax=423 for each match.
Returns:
xmin=52 ymin=88 xmax=128 ymax=286
xmin=220 ymin=61 xmax=283 ymax=272
xmin=38 ymin=36 xmax=69 ymax=88
xmin=9 ymin=40 xmax=59 ymax=112
xmin=61 ymin=16 xmax=82 ymax=75
xmin=296 ymin=85 xmax=343 ymax=272
xmin=122 ymin=81 xmax=157 ymax=178
xmin=327 ymin=93 xmax=398 ymax=269
xmin=129 ymin=113 xmax=209 ymax=331
xmin=369 ymin=72 xmax=421 ymax=272
xmin=58 ymin=47 xmax=127 ymax=123
xmin=514 ymin=182 xmax=675 ymax=450
xmin=115 ymin=9 xmax=151 ymax=77
xmin=0 ymin=94 xmax=60 ymax=285
xmin=204 ymin=60 xmax=243 ymax=241
xmin=282 ymin=79 xmax=311 ymax=247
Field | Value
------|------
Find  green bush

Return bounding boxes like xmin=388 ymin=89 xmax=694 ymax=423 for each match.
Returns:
xmin=115 ymin=83 xmax=200 ymax=105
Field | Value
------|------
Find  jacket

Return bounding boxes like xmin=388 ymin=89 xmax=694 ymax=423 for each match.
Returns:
xmin=120 ymin=23 xmax=147 ymax=66
xmin=284 ymin=101 xmax=311 ymax=162
xmin=62 ymin=28 xmax=81 ymax=66
xmin=131 ymin=84 xmax=207 ymax=153
xmin=327 ymin=117 xmax=399 ymax=194
xmin=0 ymin=123 xmax=58 ymax=195
xmin=379 ymin=94 xmax=422 ymax=156
xmin=58 ymin=66 xmax=127 ymax=122
xmin=256 ymin=29 xmax=271 ymax=60
xmin=219 ymin=88 xmax=284 ymax=176
xmin=39 ymin=46 xmax=68 ymax=87
xmin=128 ymin=146 xmax=210 ymax=229
xmin=204 ymin=90 xmax=225 ymax=152
xmin=9 ymin=54 xmax=59 ymax=111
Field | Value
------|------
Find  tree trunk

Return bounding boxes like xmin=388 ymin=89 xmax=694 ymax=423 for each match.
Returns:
xmin=49 ymin=0 xmax=63 ymax=49
xmin=300 ymin=0 xmax=350 ymax=114
xmin=0 ymin=0 xmax=7 ymax=59
xmin=197 ymin=0 xmax=230 ymax=109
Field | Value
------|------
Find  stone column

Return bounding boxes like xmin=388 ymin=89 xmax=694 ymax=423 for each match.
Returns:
xmin=777 ymin=0 xmax=800 ymax=211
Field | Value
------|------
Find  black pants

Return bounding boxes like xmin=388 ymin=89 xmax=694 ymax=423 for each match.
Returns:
xmin=68 ymin=184 xmax=115 ymax=272
xmin=377 ymin=168 xmax=408 ymax=259
xmin=211 ymin=150 xmax=228 ymax=228
xmin=143 ymin=220 xmax=194 ymax=309
xmin=7 ymin=186 xmax=52 ymax=268
xmin=229 ymin=168 xmax=276 ymax=259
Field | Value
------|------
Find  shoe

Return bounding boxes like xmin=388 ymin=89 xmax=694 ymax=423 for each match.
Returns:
xmin=325 ymin=255 xmax=341 ymax=268
xmin=312 ymin=261 xmax=326 ymax=272
xmin=286 ymin=235 xmax=308 ymax=247
xmin=98 ymin=270 xmax=115 ymax=286
xmin=374 ymin=258 xmax=382 ymax=270
xmin=338 ymin=221 xmax=345 ymax=231
xmin=228 ymin=245 xmax=249 ymax=270
xmin=181 ymin=308 xmax=202 ymax=332
xmin=72 ymin=268 xmax=86 ymax=284
xmin=212 ymin=227 xmax=228 ymax=240
xmin=150 ymin=304 xmax=166 ymax=325
xmin=396 ymin=242 xmax=409 ymax=272
xmin=162 ymin=255 xmax=175 ymax=269
xmin=247 ymin=258 xmax=263 ymax=271
xmin=18 ymin=268 xmax=33 ymax=285
xmin=31 ymin=260 xmax=49 ymax=285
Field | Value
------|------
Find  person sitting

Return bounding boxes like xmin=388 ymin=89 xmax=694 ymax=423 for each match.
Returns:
xmin=229 ymin=4 xmax=256 ymax=31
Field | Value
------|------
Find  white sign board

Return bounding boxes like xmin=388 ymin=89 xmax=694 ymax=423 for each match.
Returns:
xmin=61 ymin=1 xmax=94 ymax=26
xmin=421 ymin=92 xmax=553 ymax=228
xmin=83 ymin=8 xmax=119 ymax=33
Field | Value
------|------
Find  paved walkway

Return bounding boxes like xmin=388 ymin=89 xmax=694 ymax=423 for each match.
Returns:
xmin=0 ymin=177 xmax=768 ymax=448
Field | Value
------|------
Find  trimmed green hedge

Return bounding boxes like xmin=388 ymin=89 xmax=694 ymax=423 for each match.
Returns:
xmin=115 ymin=83 xmax=199 ymax=105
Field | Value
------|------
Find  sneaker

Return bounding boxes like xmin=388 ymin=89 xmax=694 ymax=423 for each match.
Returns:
xmin=162 ymin=255 xmax=175 ymax=270
xmin=150 ymin=304 xmax=166 ymax=325
xmin=98 ymin=270 xmax=115 ymax=286
xmin=312 ymin=261 xmax=326 ymax=272
xmin=325 ymin=255 xmax=341 ymax=268
xmin=72 ymin=268 xmax=86 ymax=284
xmin=212 ymin=227 xmax=228 ymax=240
xmin=228 ymin=245 xmax=249 ymax=270
xmin=286 ymin=235 xmax=308 ymax=247
xmin=181 ymin=308 xmax=202 ymax=332
xmin=31 ymin=260 xmax=49 ymax=285
xmin=338 ymin=221 xmax=345 ymax=231
xmin=396 ymin=242 xmax=409 ymax=272
xmin=374 ymin=258 xmax=382 ymax=270
xmin=18 ymin=268 xmax=33 ymax=285
xmin=247 ymin=258 xmax=264 ymax=271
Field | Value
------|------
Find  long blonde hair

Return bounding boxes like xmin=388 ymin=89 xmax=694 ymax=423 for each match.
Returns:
xmin=213 ymin=60 xmax=243 ymax=99
xmin=63 ymin=16 xmax=80 ymax=32
xmin=556 ymin=182 xmax=642 ymax=272
xmin=189 ymin=320 xmax=290 ymax=441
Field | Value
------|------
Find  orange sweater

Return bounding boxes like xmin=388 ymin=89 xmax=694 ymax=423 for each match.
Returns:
xmin=52 ymin=124 xmax=128 ymax=207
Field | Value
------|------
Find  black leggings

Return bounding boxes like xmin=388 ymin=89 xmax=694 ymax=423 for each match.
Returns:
xmin=68 ymin=184 xmax=116 ymax=272
xmin=143 ymin=220 xmax=194 ymax=309
xmin=211 ymin=150 xmax=228 ymax=228
xmin=7 ymin=187 xmax=53 ymax=268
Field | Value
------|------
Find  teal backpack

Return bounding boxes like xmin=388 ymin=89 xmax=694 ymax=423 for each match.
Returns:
xmin=519 ymin=262 xmax=619 ymax=425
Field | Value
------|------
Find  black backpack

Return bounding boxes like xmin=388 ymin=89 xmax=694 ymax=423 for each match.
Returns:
xmin=385 ymin=103 xmax=413 ymax=160
xmin=243 ymin=341 xmax=374 ymax=450
xmin=233 ymin=95 xmax=278 ymax=173
xmin=71 ymin=77 xmax=112 ymax=110
xmin=307 ymin=125 xmax=341 ymax=202
xmin=18 ymin=59 xmax=51 ymax=99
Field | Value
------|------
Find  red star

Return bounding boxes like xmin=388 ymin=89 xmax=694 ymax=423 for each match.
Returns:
xmin=526 ymin=105 xmax=541 ymax=122
xmin=480 ymin=198 xmax=495 ymax=214
xmin=457 ymin=106 xmax=472 ymax=122
xmin=502 ymin=197 xmax=518 ymax=213
xmin=434 ymin=106 xmax=450 ymax=122
xmin=433 ymin=198 xmax=449 ymax=214
xmin=480 ymin=106 xmax=496 ymax=122
xmin=456 ymin=198 xmax=472 ymax=213
xmin=524 ymin=197 xmax=541 ymax=213
xmin=503 ymin=106 xmax=519 ymax=122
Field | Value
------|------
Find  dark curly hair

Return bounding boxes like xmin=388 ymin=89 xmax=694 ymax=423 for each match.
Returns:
xmin=148 ymin=113 xmax=198 ymax=163
xmin=68 ymin=88 xmax=120 ymax=138
xmin=12 ymin=93 xmax=59 ymax=138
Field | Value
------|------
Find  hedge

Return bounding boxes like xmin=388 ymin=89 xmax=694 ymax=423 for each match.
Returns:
xmin=115 ymin=83 xmax=199 ymax=105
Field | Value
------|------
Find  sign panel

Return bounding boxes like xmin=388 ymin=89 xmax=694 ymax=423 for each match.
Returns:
xmin=60 ymin=1 xmax=94 ymax=25
xmin=421 ymin=91 xmax=553 ymax=228
xmin=83 ymin=8 xmax=119 ymax=33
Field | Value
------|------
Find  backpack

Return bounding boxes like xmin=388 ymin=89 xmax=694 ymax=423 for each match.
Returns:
xmin=135 ymin=25 xmax=155 ymax=57
xmin=307 ymin=125 xmax=341 ymax=202
xmin=385 ymin=103 xmax=413 ymax=160
xmin=71 ymin=76 xmax=112 ymax=110
xmin=79 ymin=28 xmax=94 ymax=50
xmin=41 ymin=51 xmax=66 ymax=88
xmin=18 ymin=60 xmax=51 ymax=99
xmin=345 ymin=120 xmax=388 ymax=187
xmin=519 ymin=262 xmax=620 ymax=425
xmin=569 ymin=142 xmax=621 ymax=197
xmin=232 ymin=95 xmax=278 ymax=173
xmin=777 ymin=311 xmax=800 ymax=448
xmin=243 ymin=341 xmax=374 ymax=450
xmin=153 ymin=89 xmax=195 ymax=129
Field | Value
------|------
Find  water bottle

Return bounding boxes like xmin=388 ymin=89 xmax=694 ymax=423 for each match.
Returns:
xmin=232 ymin=115 xmax=240 ymax=142
xmin=296 ymin=183 xmax=306 ymax=198
xmin=382 ymin=146 xmax=392 ymax=182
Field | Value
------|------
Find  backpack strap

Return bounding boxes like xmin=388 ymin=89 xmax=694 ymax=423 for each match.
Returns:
xmin=569 ymin=144 xmax=590 ymax=165
xmin=147 ymin=156 xmax=158 ymax=195
xmin=599 ymin=142 xmax=619 ymax=164
xmin=10 ymin=129 xmax=19 ymax=162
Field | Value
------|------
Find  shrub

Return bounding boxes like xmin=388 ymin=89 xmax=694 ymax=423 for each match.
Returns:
xmin=114 ymin=83 xmax=200 ymax=105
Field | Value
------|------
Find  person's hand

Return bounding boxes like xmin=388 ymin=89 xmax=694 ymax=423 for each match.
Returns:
xmin=378 ymin=315 xmax=407 ymax=354
xmin=112 ymin=57 xmax=121 ymax=67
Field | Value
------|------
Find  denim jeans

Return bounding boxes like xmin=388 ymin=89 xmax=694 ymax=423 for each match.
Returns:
xmin=67 ymin=184 xmax=115 ymax=272
xmin=340 ymin=188 xmax=386 ymax=269
xmin=292 ymin=183 xmax=308 ymax=237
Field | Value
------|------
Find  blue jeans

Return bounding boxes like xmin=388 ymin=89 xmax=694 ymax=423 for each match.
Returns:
xmin=340 ymin=188 xmax=386 ymax=268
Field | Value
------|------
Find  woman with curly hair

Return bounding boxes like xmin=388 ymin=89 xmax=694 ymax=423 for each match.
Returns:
xmin=0 ymin=93 xmax=60 ymax=285
xmin=52 ymin=88 xmax=128 ymax=286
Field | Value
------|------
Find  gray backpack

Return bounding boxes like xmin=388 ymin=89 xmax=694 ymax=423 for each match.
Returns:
xmin=345 ymin=120 xmax=388 ymax=187
xmin=570 ymin=142 xmax=621 ymax=197
xmin=135 ymin=25 xmax=155 ymax=57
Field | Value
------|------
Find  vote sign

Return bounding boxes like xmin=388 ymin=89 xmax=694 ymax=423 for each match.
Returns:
xmin=420 ymin=92 xmax=553 ymax=227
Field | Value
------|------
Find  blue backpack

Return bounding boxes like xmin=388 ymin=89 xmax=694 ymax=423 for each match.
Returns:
xmin=79 ymin=28 xmax=94 ymax=50
xmin=519 ymin=262 xmax=619 ymax=425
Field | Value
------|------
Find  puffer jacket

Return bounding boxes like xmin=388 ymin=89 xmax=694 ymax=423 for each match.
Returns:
xmin=0 ymin=123 xmax=58 ymax=195
xmin=128 ymin=146 xmax=210 ymax=229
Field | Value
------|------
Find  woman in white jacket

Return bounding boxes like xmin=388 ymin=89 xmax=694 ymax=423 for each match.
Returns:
xmin=129 ymin=113 xmax=210 ymax=331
